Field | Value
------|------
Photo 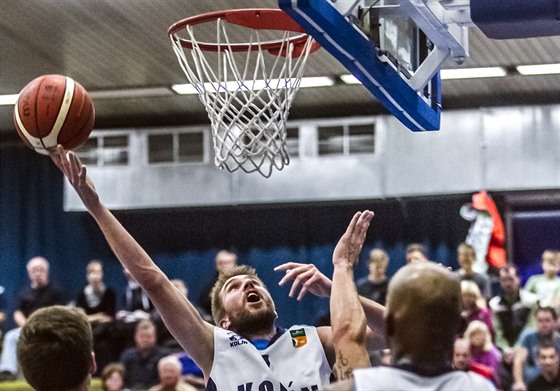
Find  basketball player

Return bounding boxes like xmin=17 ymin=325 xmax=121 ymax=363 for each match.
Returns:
xmin=323 ymin=262 xmax=496 ymax=391
xmin=17 ymin=305 xmax=96 ymax=391
xmin=50 ymin=145 xmax=385 ymax=389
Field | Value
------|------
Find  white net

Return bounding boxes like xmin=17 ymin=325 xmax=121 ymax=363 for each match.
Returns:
xmin=170 ymin=16 xmax=315 ymax=177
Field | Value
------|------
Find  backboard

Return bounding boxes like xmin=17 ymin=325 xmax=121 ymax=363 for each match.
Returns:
xmin=279 ymin=0 xmax=470 ymax=131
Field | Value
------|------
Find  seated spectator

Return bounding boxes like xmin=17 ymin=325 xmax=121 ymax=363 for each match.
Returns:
xmin=513 ymin=307 xmax=560 ymax=391
xmin=119 ymin=319 xmax=171 ymax=390
xmin=405 ymin=243 xmax=429 ymax=264
xmin=76 ymin=259 xmax=117 ymax=373
xmin=101 ymin=362 xmax=131 ymax=391
xmin=198 ymin=250 xmax=237 ymax=318
xmin=76 ymin=260 xmax=116 ymax=324
xmin=528 ymin=341 xmax=560 ymax=391
xmin=356 ymin=248 xmax=390 ymax=306
xmin=148 ymin=355 xmax=197 ymax=391
xmin=464 ymin=320 xmax=502 ymax=385
xmin=453 ymin=338 xmax=496 ymax=385
xmin=455 ymin=243 xmax=492 ymax=302
xmin=0 ymin=256 xmax=65 ymax=381
xmin=524 ymin=250 xmax=560 ymax=310
xmin=460 ymin=280 xmax=494 ymax=338
xmin=489 ymin=265 xmax=538 ymax=367
xmin=116 ymin=268 xmax=155 ymax=323
xmin=114 ymin=268 xmax=157 ymax=355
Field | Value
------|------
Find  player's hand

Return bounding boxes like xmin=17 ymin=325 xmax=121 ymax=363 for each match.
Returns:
xmin=274 ymin=262 xmax=332 ymax=300
xmin=50 ymin=145 xmax=99 ymax=208
xmin=332 ymin=211 xmax=374 ymax=270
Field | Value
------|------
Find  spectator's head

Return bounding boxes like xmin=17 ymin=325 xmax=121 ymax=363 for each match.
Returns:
xmin=464 ymin=320 xmax=493 ymax=352
xmin=541 ymin=250 xmax=560 ymax=278
xmin=17 ymin=306 xmax=95 ymax=391
xmin=26 ymin=256 xmax=49 ymax=288
xmin=86 ymin=259 xmax=104 ymax=286
xmin=157 ymin=355 xmax=183 ymax=387
xmin=536 ymin=306 xmax=558 ymax=337
xmin=101 ymin=363 xmax=126 ymax=391
xmin=457 ymin=243 xmax=476 ymax=273
xmin=211 ymin=265 xmax=276 ymax=335
xmin=498 ymin=265 xmax=520 ymax=297
xmin=453 ymin=338 xmax=472 ymax=371
xmin=405 ymin=244 xmax=428 ymax=264
xmin=134 ymin=319 xmax=157 ymax=351
xmin=537 ymin=341 xmax=560 ymax=381
xmin=385 ymin=262 xmax=461 ymax=365
xmin=215 ymin=250 xmax=237 ymax=273
xmin=368 ymin=249 xmax=389 ymax=279
xmin=171 ymin=278 xmax=188 ymax=297
xmin=461 ymin=280 xmax=482 ymax=310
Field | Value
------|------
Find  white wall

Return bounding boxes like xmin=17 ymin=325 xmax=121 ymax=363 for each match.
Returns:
xmin=64 ymin=104 xmax=560 ymax=211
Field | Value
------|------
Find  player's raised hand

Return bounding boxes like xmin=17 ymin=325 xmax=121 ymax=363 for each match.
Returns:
xmin=50 ymin=144 xmax=99 ymax=208
xmin=274 ymin=262 xmax=332 ymax=301
xmin=332 ymin=211 xmax=374 ymax=270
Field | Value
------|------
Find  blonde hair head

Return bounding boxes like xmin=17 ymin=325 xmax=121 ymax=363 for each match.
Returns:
xmin=461 ymin=280 xmax=482 ymax=299
xmin=464 ymin=320 xmax=492 ymax=351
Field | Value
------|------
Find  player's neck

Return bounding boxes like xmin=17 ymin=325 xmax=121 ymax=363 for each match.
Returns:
xmin=244 ymin=326 xmax=277 ymax=341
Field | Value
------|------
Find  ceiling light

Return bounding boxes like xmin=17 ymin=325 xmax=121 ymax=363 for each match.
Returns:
xmin=0 ymin=94 xmax=19 ymax=106
xmin=298 ymin=76 xmax=335 ymax=88
xmin=340 ymin=74 xmax=362 ymax=85
xmin=172 ymin=76 xmax=335 ymax=95
xmin=89 ymin=87 xmax=173 ymax=99
xmin=440 ymin=67 xmax=507 ymax=80
xmin=516 ymin=63 xmax=560 ymax=76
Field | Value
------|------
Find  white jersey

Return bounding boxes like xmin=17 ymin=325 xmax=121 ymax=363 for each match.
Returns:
xmin=207 ymin=325 xmax=331 ymax=391
xmin=353 ymin=367 xmax=496 ymax=391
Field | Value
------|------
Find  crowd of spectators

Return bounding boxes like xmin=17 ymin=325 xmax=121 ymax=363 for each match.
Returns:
xmin=0 ymin=246 xmax=558 ymax=390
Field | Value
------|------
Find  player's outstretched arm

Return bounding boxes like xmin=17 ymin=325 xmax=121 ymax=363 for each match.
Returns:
xmin=49 ymin=145 xmax=215 ymax=376
xmin=329 ymin=211 xmax=373 ymax=379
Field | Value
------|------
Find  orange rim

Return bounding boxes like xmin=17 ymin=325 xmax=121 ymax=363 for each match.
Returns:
xmin=168 ymin=8 xmax=319 ymax=54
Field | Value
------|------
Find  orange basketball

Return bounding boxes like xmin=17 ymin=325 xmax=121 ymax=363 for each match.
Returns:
xmin=13 ymin=74 xmax=95 ymax=155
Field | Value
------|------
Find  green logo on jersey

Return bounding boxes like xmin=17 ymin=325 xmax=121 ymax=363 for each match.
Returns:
xmin=290 ymin=328 xmax=307 ymax=348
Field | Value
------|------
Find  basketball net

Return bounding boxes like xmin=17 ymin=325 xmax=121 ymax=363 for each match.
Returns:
xmin=169 ymin=10 xmax=317 ymax=177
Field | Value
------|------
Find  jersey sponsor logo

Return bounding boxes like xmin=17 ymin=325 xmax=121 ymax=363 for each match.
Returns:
xmin=290 ymin=328 xmax=307 ymax=348
xmin=229 ymin=334 xmax=249 ymax=348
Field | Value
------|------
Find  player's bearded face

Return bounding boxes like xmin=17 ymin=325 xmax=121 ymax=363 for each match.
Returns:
xmin=229 ymin=295 xmax=276 ymax=335
xmin=221 ymin=275 xmax=277 ymax=335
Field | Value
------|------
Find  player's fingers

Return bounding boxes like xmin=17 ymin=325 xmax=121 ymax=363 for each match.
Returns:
xmin=284 ymin=267 xmax=313 ymax=297
xmin=79 ymin=164 xmax=88 ymax=184
xmin=344 ymin=212 xmax=361 ymax=236
xmin=290 ymin=267 xmax=317 ymax=299
xmin=276 ymin=263 xmax=313 ymax=286
xmin=274 ymin=262 xmax=305 ymax=272
xmin=296 ymin=272 xmax=322 ymax=301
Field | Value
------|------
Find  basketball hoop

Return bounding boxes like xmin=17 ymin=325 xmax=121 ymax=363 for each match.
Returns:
xmin=168 ymin=9 xmax=320 ymax=177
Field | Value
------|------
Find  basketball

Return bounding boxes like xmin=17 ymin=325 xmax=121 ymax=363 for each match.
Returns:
xmin=13 ymin=74 xmax=95 ymax=155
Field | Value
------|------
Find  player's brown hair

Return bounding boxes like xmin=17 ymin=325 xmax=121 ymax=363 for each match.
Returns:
xmin=17 ymin=305 xmax=93 ymax=391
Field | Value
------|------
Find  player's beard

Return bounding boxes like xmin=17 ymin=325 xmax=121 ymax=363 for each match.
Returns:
xmin=229 ymin=302 xmax=277 ymax=336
